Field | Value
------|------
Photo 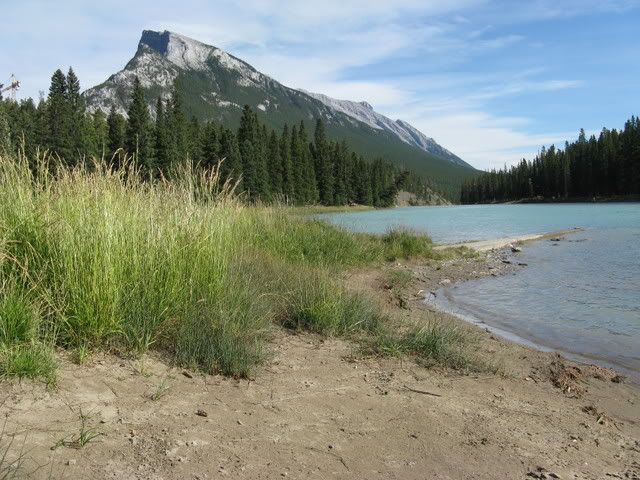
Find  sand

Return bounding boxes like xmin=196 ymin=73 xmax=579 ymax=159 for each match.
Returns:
xmin=434 ymin=228 xmax=582 ymax=252
xmin=1 ymin=238 xmax=638 ymax=479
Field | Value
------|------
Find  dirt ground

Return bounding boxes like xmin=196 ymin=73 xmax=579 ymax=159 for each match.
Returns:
xmin=1 ymin=243 xmax=639 ymax=480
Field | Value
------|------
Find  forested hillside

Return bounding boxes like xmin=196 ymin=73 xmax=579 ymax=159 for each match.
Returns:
xmin=461 ymin=118 xmax=640 ymax=203
xmin=0 ymin=69 xmax=440 ymax=207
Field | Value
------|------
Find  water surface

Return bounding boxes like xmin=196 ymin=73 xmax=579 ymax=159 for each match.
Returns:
xmin=322 ymin=204 xmax=640 ymax=381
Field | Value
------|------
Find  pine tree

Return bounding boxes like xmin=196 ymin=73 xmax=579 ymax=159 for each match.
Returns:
xmin=298 ymin=121 xmax=318 ymax=203
xmin=153 ymin=97 xmax=169 ymax=174
xmin=166 ymin=81 xmax=187 ymax=171
xmin=46 ymin=69 xmax=71 ymax=159
xmin=218 ymin=128 xmax=242 ymax=186
xmin=89 ymin=110 xmax=108 ymax=158
xmin=125 ymin=77 xmax=152 ymax=171
xmin=65 ymin=67 xmax=89 ymax=161
xmin=280 ymin=124 xmax=295 ymax=202
xmin=107 ymin=106 xmax=126 ymax=163
xmin=200 ymin=121 xmax=220 ymax=171
xmin=312 ymin=119 xmax=333 ymax=204
xmin=238 ymin=105 xmax=258 ymax=197
xmin=267 ymin=130 xmax=283 ymax=196
xmin=187 ymin=116 xmax=202 ymax=164
xmin=0 ymin=104 xmax=11 ymax=153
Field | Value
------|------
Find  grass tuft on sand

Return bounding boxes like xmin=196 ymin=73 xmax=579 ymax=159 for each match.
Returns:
xmin=0 ymin=152 xmax=467 ymax=380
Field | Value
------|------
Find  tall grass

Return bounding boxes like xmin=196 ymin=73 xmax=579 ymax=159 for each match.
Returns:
xmin=0 ymin=152 xmax=446 ymax=379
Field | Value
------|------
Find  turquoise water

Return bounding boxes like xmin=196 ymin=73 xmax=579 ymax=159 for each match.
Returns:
xmin=321 ymin=204 xmax=640 ymax=380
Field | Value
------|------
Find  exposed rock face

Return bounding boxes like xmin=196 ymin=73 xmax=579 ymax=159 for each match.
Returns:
xmin=83 ymin=30 xmax=475 ymax=186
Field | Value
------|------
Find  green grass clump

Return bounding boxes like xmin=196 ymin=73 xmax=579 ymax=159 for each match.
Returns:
xmin=0 ymin=343 xmax=57 ymax=385
xmin=279 ymin=268 xmax=384 ymax=336
xmin=382 ymin=227 xmax=434 ymax=261
xmin=363 ymin=319 xmax=478 ymax=371
xmin=0 ymin=283 xmax=38 ymax=347
xmin=383 ymin=269 xmax=414 ymax=291
xmin=0 ymin=152 xmax=454 ymax=381
xmin=399 ymin=321 xmax=473 ymax=370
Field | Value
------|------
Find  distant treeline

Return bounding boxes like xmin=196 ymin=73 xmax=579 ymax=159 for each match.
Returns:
xmin=0 ymin=68 xmax=438 ymax=207
xmin=460 ymin=117 xmax=640 ymax=203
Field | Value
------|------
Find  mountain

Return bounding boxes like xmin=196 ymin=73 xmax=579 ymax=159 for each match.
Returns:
xmin=84 ymin=30 xmax=476 ymax=194
xmin=300 ymin=91 xmax=470 ymax=168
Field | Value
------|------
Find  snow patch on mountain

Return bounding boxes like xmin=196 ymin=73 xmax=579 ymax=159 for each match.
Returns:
xmin=302 ymin=90 xmax=468 ymax=167
xmin=83 ymin=29 xmax=469 ymax=169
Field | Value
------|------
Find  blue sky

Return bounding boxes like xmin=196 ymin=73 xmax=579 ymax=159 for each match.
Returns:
xmin=2 ymin=0 xmax=639 ymax=169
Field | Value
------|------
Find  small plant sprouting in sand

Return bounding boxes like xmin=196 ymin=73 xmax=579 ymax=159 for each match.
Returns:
xmin=145 ymin=375 xmax=173 ymax=401
xmin=54 ymin=409 xmax=103 ymax=450
xmin=72 ymin=344 xmax=90 ymax=366
xmin=131 ymin=359 xmax=151 ymax=378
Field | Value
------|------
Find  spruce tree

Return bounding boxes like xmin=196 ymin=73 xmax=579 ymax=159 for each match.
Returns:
xmin=267 ymin=130 xmax=283 ymax=196
xmin=280 ymin=124 xmax=295 ymax=202
xmin=90 ymin=110 xmax=108 ymax=159
xmin=46 ymin=69 xmax=71 ymax=160
xmin=298 ymin=121 xmax=318 ymax=203
xmin=289 ymin=124 xmax=303 ymax=204
xmin=153 ymin=97 xmax=170 ymax=174
xmin=200 ymin=121 xmax=220 ymax=171
xmin=65 ymin=67 xmax=89 ymax=160
xmin=218 ymin=128 xmax=242 ymax=186
xmin=125 ymin=77 xmax=152 ymax=171
xmin=312 ymin=119 xmax=333 ymax=204
xmin=107 ymin=106 xmax=126 ymax=162
xmin=0 ymin=104 xmax=11 ymax=153
xmin=166 ymin=81 xmax=187 ymax=171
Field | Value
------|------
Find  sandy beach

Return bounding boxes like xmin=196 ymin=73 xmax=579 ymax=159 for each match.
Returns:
xmin=1 ymin=237 xmax=638 ymax=480
xmin=434 ymin=228 xmax=583 ymax=252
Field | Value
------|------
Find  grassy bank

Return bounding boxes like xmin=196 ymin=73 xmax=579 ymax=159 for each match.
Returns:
xmin=0 ymin=153 xmax=470 ymax=382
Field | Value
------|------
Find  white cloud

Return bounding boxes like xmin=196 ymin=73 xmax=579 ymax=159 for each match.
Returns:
xmin=3 ymin=0 xmax=635 ymax=171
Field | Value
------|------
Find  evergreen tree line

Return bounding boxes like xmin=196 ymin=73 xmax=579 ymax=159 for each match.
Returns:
xmin=0 ymin=68 xmax=436 ymax=207
xmin=461 ymin=119 xmax=640 ymax=204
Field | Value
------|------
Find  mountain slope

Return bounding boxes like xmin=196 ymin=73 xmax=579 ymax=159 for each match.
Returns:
xmin=301 ymin=91 xmax=471 ymax=168
xmin=84 ymin=30 xmax=476 ymax=194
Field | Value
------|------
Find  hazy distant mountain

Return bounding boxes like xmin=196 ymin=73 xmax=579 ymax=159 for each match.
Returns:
xmin=84 ymin=30 xmax=475 ymax=192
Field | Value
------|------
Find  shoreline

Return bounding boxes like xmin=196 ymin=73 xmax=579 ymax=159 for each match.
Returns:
xmin=433 ymin=227 xmax=583 ymax=252
xmin=432 ymin=227 xmax=639 ymax=383
xmin=1 ymin=232 xmax=639 ymax=478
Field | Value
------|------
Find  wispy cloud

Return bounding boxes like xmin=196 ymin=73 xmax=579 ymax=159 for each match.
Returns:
xmin=3 ymin=0 xmax=638 ymax=170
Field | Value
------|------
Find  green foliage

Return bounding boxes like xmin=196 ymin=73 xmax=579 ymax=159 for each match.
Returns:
xmin=384 ymin=269 xmax=413 ymax=291
xmin=125 ymin=77 xmax=153 ymax=170
xmin=0 ymin=147 xmax=448 ymax=380
xmin=278 ymin=267 xmax=383 ymax=336
xmin=399 ymin=321 xmax=471 ymax=370
xmin=0 ymin=343 xmax=57 ymax=385
xmin=462 ymin=118 xmax=640 ymax=202
xmin=2 ymin=67 xmax=446 ymax=206
xmin=382 ymin=227 xmax=434 ymax=261
xmin=0 ymin=283 xmax=39 ymax=347
xmin=55 ymin=408 xmax=103 ymax=449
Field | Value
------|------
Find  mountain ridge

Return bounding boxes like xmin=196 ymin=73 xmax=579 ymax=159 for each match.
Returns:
xmin=300 ymin=90 xmax=469 ymax=167
xmin=84 ymin=30 xmax=476 ymax=193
